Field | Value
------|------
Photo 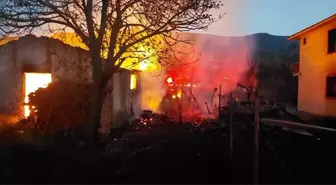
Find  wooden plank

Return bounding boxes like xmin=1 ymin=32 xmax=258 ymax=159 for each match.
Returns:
xmin=261 ymin=118 xmax=336 ymax=132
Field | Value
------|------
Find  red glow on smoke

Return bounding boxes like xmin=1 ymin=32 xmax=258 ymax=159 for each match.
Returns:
xmin=159 ymin=33 xmax=257 ymax=121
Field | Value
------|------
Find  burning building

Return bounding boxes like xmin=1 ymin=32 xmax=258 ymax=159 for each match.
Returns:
xmin=0 ymin=34 xmax=142 ymax=131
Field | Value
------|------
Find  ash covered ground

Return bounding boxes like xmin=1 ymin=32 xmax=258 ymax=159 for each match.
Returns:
xmin=1 ymin=117 xmax=336 ymax=184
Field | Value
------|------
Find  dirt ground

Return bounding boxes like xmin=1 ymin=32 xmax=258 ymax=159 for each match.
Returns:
xmin=0 ymin=122 xmax=336 ymax=184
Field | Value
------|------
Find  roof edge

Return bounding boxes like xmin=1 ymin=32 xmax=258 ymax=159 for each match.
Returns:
xmin=288 ymin=14 xmax=336 ymax=41
xmin=0 ymin=34 xmax=133 ymax=72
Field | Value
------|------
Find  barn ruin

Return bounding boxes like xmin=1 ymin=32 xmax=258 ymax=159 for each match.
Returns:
xmin=0 ymin=34 xmax=143 ymax=132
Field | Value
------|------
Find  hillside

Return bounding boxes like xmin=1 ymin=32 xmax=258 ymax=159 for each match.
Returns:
xmin=181 ymin=32 xmax=299 ymax=63
xmin=1 ymin=32 xmax=299 ymax=65
xmin=248 ymin=33 xmax=298 ymax=53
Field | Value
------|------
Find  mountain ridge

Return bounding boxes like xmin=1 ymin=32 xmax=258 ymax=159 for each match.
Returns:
xmin=1 ymin=32 xmax=299 ymax=63
xmin=182 ymin=32 xmax=298 ymax=54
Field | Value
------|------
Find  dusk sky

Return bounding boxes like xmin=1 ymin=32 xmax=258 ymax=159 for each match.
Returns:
xmin=197 ymin=0 xmax=336 ymax=36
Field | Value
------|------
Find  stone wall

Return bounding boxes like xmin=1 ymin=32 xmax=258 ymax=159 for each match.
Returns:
xmin=100 ymin=70 xmax=137 ymax=133
xmin=0 ymin=35 xmax=50 ymax=115
xmin=0 ymin=35 xmax=139 ymax=130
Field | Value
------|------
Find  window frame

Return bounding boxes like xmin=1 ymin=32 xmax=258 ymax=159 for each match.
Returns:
xmin=327 ymin=28 xmax=336 ymax=54
xmin=326 ymin=76 xmax=336 ymax=98
xmin=303 ymin=37 xmax=307 ymax=46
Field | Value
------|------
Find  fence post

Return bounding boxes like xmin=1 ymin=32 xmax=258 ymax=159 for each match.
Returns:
xmin=229 ymin=92 xmax=233 ymax=162
xmin=254 ymin=88 xmax=260 ymax=184
xmin=218 ymin=85 xmax=222 ymax=119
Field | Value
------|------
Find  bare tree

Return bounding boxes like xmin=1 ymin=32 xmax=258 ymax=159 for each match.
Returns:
xmin=0 ymin=0 xmax=223 ymax=142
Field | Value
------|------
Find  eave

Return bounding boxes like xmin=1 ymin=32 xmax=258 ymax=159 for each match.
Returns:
xmin=288 ymin=14 xmax=336 ymax=41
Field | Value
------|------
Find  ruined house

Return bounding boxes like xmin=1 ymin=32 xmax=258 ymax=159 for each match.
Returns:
xmin=0 ymin=34 xmax=143 ymax=132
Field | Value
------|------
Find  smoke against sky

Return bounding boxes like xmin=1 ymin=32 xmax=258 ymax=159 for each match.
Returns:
xmin=191 ymin=0 xmax=250 ymax=36
xmin=175 ymin=33 xmax=254 ymax=118
xmin=137 ymin=0 xmax=257 ymax=117
xmin=15 ymin=0 xmax=336 ymax=38
xmin=139 ymin=71 xmax=165 ymax=114
xmin=196 ymin=0 xmax=336 ymax=36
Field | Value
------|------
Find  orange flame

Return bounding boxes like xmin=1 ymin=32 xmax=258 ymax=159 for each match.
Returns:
xmin=24 ymin=73 xmax=52 ymax=118
xmin=177 ymin=89 xmax=182 ymax=98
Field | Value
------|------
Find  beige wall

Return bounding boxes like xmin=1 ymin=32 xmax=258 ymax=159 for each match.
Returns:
xmin=298 ymin=20 xmax=336 ymax=117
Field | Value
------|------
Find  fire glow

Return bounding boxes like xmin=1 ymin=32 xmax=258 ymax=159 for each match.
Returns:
xmin=157 ymin=31 xmax=255 ymax=120
xmin=166 ymin=76 xmax=173 ymax=84
xmin=130 ymin=74 xmax=137 ymax=90
xmin=51 ymin=32 xmax=159 ymax=72
xmin=176 ymin=89 xmax=182 ymax=98
xmin=24 ymin=73 xmax=52 ymax=118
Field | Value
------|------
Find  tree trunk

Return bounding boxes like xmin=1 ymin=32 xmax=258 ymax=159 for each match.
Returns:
xmin=86 ymin=78 xmax=108 ymax=143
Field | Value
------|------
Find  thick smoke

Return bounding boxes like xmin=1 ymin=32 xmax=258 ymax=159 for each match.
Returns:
xmin=139 ymin=71 xmax=165 ymax=114
xmin=138 ymin=0 xmax=256 ymax=118
xmin=186 ymin=33 xmax=255 ymax=117
xmin=138 ymin=33 xmax=256 ymax=119
xmin=162 ymin=33 xmax=256 ymax=118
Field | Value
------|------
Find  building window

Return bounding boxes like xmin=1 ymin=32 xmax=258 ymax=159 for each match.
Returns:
xmin=130 ymin=74 xmax=137 ymax=90
xmin=303 ymin=37 xmax=307 ymax=45
xmin=326 ymin=76 xmax=336 ymax=97
xmin=327 ymin=28 xmax=336 ymax=54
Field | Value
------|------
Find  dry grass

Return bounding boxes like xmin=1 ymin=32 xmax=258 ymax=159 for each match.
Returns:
xmin=0 ymin=114 xmax=19 ymax=129
xmin=0 ymin=115 xmax=36 ymax=146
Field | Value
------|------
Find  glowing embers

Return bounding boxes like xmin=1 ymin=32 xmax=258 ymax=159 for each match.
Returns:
xmin=24 ymin=73 xmax=52 ymax=118
xmin=176 ymin=89 xmax=182 ymax=98
xmin=130 ymin=74 xmax=137 ymax=90
xmin=171 ymin=89 xmax=182 ymax=99
xmin=166 ymin=76 xmax=173 ymax=84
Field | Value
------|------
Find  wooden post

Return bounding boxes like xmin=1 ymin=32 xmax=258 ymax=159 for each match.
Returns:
xmin=211 ymin=88 xmax=218 ymax=107
xmin=189 ymin=68 xmax=195 ymax=103
xmin=229 ymin=92 xmax=233 ymax=162
xmin=188 ymin=87 xmax=202 ymax=113
xmin=254 ymin=87 xmax=260 ymax=185
xmin=179 ymin=88 xmax=183 ymax=124
xmin=205 ymin=102 xmax=211 ymax=115
xmin=218 ymin=85 xmax=222 ymax=119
